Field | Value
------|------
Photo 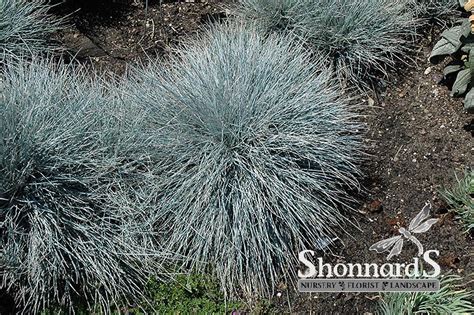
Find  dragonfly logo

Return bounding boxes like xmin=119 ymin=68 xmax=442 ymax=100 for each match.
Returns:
xmin=370 ymin=203 xmax=438 ymax=260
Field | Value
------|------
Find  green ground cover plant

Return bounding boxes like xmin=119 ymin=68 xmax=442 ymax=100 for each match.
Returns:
xmin=127 ymin=274 xmax=244 ymax=314
xmin=430 ymin=15 xmax=474 ymax=113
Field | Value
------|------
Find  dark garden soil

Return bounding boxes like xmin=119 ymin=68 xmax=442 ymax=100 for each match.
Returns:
xmin=54 ymin=0 xmax=234 ymax=74
xmin=52 ymin=2 xmax=473 ymax=314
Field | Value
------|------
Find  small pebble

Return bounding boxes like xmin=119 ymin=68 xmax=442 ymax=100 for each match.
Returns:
xmin=368 ymin=97 xmax=375 ymax=107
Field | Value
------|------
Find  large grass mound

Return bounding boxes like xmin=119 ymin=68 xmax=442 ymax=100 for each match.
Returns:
xmin=125 ymin=22 xmax=363 ymax=297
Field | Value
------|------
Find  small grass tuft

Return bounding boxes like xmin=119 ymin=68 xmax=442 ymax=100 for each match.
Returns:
xmin=378 ymin=275 xmax=474 ymax=315
xmin=442 ymin=170 xmax=474 ymax=232
xmin=416 ymin=0 xmax=460 ymax=23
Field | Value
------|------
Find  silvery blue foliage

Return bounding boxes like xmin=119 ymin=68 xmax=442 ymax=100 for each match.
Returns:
xmin=125 ymin=22 xmax=363 ymax=297
xmin=237 ymin=0 xmax=417 ymax=87
xmin=0 ymin=59 xmax=165 ymax=313
xmin=416 ymin=0 xmax=459 ymax=22
xmin=0 ymin=0 xmax=63 ymax=61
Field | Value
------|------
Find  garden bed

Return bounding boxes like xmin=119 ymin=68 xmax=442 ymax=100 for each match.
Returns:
xmin=56 ymin=1 xmax=472 ymax=313
xmin=1 ymin=0 xmax=472 ymax=313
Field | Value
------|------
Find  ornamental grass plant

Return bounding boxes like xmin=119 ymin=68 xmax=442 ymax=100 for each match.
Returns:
xmin=124 ymin=22 xmax=364 ymax=297
xmin=0 ymin=58 xmax=166 ymax=313
xmin=237 ymin=0 xmax=417 ymax=88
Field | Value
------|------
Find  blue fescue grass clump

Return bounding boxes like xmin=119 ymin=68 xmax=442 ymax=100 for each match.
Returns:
xmin=237 ymin=0 xmax=417 ymax=88
xmin=0 ymin=0 xmax=64 ymax=61
xmin=0 ymin=59 xmax=166 ymax=313
xmin=125 ymin=22 xmax=363 ymax=297
xmin=442 ymin=170 xmax=474 ymax=232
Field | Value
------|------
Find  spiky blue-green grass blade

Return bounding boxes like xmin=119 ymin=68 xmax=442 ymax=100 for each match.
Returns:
xmin=0 ymin=0 xmax=64 ymax=61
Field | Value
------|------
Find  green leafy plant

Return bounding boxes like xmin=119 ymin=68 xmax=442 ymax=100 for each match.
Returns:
xmin=0 ymin=58 xmax=166 ymax=313
xmin=237 ymin=0 xmax=417 ymax=88
xmin=378 ymin=275 xmax=474 ymax=315
xmin=124 ymin=21 xmax=363 ymax=298
xmin=429 ymin=17 xmax=474 ymax=113
xmin=126 ymin=274 xmax=243 ymax=314
xmin=442 ymin=170 xmax=474 ymax=232
xmin=0 ymin=0 xmax=64 ymax=61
